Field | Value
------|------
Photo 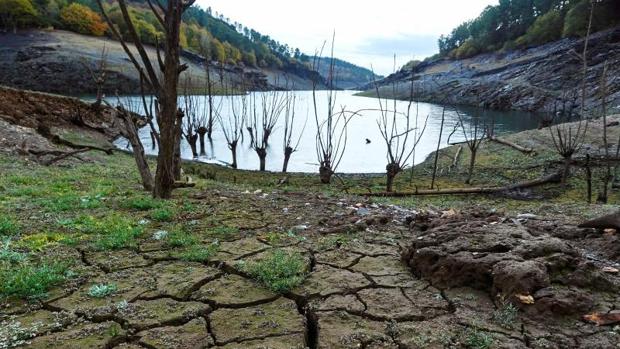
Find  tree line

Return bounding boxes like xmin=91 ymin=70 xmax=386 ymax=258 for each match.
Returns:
xmin=438 ymin=0 xmax=620 ymax=59
xmin=0 ymin=0 xmax=305 ymax=69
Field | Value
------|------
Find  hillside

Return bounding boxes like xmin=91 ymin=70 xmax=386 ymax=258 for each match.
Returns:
xmin=0 ymin=30 xmax=328 ymax=95
xmin=360 ymin=26 xmax=620 ymax=115
xmin=301 ymin=56 xmax=380 ymax=90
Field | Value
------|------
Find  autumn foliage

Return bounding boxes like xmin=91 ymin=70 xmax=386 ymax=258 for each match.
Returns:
xmin=60 ymin=3 xmax=107 ymax=36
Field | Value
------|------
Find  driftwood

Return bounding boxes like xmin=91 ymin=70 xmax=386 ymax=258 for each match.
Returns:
xmin=488 ymin=136 xmax=534 ymax=154
xmin=578 ymin=211 xmax=620 ymax=230
xmin=42 ymin=148 xmax=90 ymax=166
xmin=366 ymin=172 xmax=562 ymax=197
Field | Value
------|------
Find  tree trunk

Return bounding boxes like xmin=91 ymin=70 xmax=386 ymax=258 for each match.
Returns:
xmin=150 ymin=131 xmax=157 ymax=150
xmin=197 ymin=127 xmax=207 ymax=156
xmin=282 ymin=146 xmax=293 ymax=173
xmin=230 ymin=140 xmax=238 ymax=169
xmin=466 ymin=149 xmax=477 ymax=184
xmin=256 ymin=147 xmax=267 ymax=171
xmin=119 ymin=111 xmax=153 ymax=191
xmin=186 ymin=133 xmax=198 ymax=158
xmin=386 ymin=162 xmax=400 ymax=192
xmin=586 ymin=154 xmax=592 ymax=203
xmin=562 ymin=156 xmax=571 ymax=183
xmin=319 ymin=162 xmax=332 ymax=184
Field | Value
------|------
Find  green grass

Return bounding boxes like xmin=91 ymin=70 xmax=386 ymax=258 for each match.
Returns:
xmin=0 ymin=239 xmax=27 ymax=264
xmin=0 ymin=215 xmax=19 ymax=236
xmin=238 ymin=249 xmax=307 ymax=293
xmin=150 ymin=207 xmax=175 ymax=222
xmin=493 ymin=301 xmax=518 ymax=329
xmin=174 ymin=243 xmax=219 ymax=262
xmin=207 ymin=225 xmax=239 ymax=237
xmin=463 ymin=326 xmax=494 ymax=349
xmin=165 ymin=229 xmax=199 ymax=248
xmin=0 ymin=262 xmax=69 ymax=300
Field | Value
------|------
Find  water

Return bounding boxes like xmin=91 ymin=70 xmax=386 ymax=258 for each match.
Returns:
xmin=109 ymin=90 xmax=545 ymax=173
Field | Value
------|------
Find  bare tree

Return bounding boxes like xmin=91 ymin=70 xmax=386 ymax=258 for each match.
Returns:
xmin=182 ymin=77 xmax=200 ymax=158
xmin=220 ymin=88 xmax=246 ymax=169
xmin=312 ymin=40 xmax=352 ymax=184
xmin=249 ymin=91 xmax=287 ymax=171
xmin=597 ymin=61 xmax=610 ymax=203
xmin=96 ymin=0 xmax=194 ymax=199
xmin=455 ymin=110 xmax=488 ymax=184
xmin=82 ymin=45 xmax=108 ymax=108
xmin=115 ymin=96 xmax=154 ymax=191
xmin=374 ymin=61 xmax=428 ymax=192
xmin=282 ymin=91 xmax=306 ymax=173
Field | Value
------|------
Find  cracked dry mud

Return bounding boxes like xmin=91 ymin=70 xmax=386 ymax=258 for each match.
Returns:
xmin=2 ymin=188 xmax=620 ymax=348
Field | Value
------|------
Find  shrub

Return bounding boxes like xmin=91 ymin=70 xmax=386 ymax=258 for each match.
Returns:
xmin=60 ymin=3 xmax=107 ymax=36
xmin=517 ymin=10 xmax=563 ymax=47
xmin=238 ymin=249 xmax=307 ymax=293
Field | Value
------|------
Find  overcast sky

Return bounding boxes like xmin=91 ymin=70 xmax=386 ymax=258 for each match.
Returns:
xmin=196 ymin=0 xmax=498 ymax=75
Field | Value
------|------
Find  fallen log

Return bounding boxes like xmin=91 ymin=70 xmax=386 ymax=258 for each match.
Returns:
xmin=366 ymin=172 xmax=562 ymax=197
xmin=41 ymin=148 xmax=90 ymax=166
xmin=489 ymin=136 xmax=534 ymax=154
xmin=578 ymin=211 xmax=620 ymax=230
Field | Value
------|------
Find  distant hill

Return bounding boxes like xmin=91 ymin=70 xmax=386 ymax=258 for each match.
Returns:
xmin=0 ymin=0 xmax=366 ymax=89
xmin=298 ymin=56 xmax=380 ymax=90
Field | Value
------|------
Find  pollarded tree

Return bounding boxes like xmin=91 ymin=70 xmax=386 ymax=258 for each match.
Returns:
xmin=219 ymin=88 xmax=245 ymax=169
xmin=96 ymin=0 xmax=195 ymax=199
xmin=281 ymin=91 xmax=306 ymax=173
xmin=249 ymin=90 xmax=287 ymax=171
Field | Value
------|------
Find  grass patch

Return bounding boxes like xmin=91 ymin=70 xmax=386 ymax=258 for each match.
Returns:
xmin=492 ymin=301 xmax=518 ymax=329
xmin=174 ymin=243 xmax=219 ymax=262
xmin=87 ymin=283 xmax=118 ymax=298
xmin=238 ymin=249 xmax=307 ymax=293
xmin=0 ymin=215 xmax=19 ymax=236
xmin=0 ymin=239 xmax=27 ymax=264
xmin=165 ymin=229 xmax=199 ymax=248
xmin=207 ymin=225 xmax=239 ymax=237
xmin=17 ymin=232 xmax=70 ymax=251
xmin=150 ymin=207 xmax=175 ymax=222
xmin=463 ymin=326 xmax=494 ymax=349
xmin=0 ymin=262 xmax=68 ymax=300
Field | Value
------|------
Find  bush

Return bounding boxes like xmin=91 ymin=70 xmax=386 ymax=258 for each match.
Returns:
xmin=517 ymin=10 xmax=563 ymax=47
xmin=60 ymin=3 xmax=107 ymax=36
xmin=454 ymin=39 xmax=480 ymax=59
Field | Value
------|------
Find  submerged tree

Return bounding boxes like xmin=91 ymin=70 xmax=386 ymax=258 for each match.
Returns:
xmin=182 ymin=77 xmax=200 ymax=158
xmin=249 ymin=90 xmax=287 ymax=171
xmin=220 ymin=87 xmax=246 ymax=169
xmin=281 ymin=92 xmax=306 ymax=173
xmin=96 ymin=0 xmax=193 ymax=199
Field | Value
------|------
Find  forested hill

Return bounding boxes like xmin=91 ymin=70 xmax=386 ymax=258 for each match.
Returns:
xmin=0 ymin=0 xmax=373 ymax=87
xmin=300 ymin=56 xmax=380 ymax=90
xmin=438 ymin=0 xmax=620 ymax=59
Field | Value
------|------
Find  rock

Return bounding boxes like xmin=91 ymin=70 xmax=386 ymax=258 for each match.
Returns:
xmin=492 ymin=260 xmax=550 ymax=296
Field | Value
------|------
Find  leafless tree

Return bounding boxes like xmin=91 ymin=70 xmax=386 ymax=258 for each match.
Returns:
xmin=114 ymin=96 xmax=153 ymax=191
xmin=182 ymin=77 xmax=200 ymax=158
xmin=597 ymin=61 xmax=610 ymax=203
xmin=455 ymin=110 xmax=488 ymax=184
xmin=220 ymin=88 xmax=246 ymax=169
xmin=82 ymin=45 xmax=108 ymax=108
xmin=312 ymin=40 xmax=353 ymax=184
xmin=96 ymin=0 xmax=193 ymax=199
xmin=249 ymin=90 xmax=287 ymax=171
xmin=282 ymin=91 xmax=306 ymax=173
xmin=373 ymin=61 xmax=428 ymax=192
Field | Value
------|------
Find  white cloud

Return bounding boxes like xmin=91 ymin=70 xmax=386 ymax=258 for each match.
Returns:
xmin=196 ymin=0 xmax=497 ymax=74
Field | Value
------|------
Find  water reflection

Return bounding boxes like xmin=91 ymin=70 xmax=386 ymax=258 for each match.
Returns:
xmin=109 ymin=91 xmax=547 ymax=173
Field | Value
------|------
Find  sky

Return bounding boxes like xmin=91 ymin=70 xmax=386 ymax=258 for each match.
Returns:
xmin=196 ymin=0 xmax=498 ymax=75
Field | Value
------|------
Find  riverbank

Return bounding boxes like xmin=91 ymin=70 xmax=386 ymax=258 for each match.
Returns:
xmin=359 ymin=26 xmax=620 ymax=115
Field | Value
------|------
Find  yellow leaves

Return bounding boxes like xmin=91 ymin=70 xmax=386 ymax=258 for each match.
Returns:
xmin=583 ymin=311 xmax=620 ymax=326
xmin=515 ymin=294 xmax=535 ymax=305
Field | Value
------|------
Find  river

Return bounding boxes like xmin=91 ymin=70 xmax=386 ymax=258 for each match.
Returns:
xmin=110 ymin=90 xmax=546 ymax=173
